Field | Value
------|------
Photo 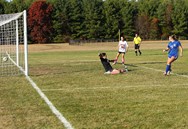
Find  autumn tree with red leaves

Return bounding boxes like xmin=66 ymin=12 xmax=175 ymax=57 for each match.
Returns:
xmin=28 ymin=0 xmax=53 ymax=43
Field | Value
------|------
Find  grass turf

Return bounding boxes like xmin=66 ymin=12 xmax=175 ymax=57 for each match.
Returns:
xmin=0 ymin=43 xmax=188 ymax=129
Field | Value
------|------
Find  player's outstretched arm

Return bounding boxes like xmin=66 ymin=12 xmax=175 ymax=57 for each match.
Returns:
xmin=109 ymin=59 xmax=115 ymax=62
xmin=179 ymin=45 xmax=183 ymax=57
xmin=163 ymin=48 xmax=169 ymax=52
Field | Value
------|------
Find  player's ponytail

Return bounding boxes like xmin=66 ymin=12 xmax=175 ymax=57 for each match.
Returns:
xmin=170 ymin=34 xmax=178 ymax=40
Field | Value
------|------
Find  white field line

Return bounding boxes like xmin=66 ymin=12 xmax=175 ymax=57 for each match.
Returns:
xmin=140 ymin=66 xmax=188 ymax=78
xmin=22 ymin=60 xmax=187 ymax=128
xmin=25 ymin=76 xmax=74 ymax=129
xmin=72 ymin=59 xmax=188 ymax=79
xmin=7 ymin=62 xmax=74 ymax=127
xmin=67 ymin=59 xmax=188 ymax=78
xmin=7 ymin=54 xmax=73 ymax=129
xmin=7 ymin=53 xmax=74 ymax=128
xmin=41 ymin=63 xmax=188 ymax=92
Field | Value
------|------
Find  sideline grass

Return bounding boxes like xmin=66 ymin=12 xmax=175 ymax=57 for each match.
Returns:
xmin=0 ymin=42 xmax=188 ymax=128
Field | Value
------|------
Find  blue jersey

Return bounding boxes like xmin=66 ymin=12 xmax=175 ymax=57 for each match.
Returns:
xmin=168 ymin=40 xmax=181 ymax=58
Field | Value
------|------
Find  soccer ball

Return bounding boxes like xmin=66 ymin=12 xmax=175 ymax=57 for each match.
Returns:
xmin=2 ymin=57 xmax=8 ymax=62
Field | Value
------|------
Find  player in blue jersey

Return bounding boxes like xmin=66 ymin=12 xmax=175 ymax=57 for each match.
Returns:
xmin=163 ymin=35 xmax=183 ymax=75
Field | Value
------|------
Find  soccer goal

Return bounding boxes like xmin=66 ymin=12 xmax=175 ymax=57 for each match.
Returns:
xmin=0 ymin=10 xmax=28 ymax=76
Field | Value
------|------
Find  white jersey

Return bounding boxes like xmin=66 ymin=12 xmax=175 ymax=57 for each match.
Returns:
xmin=118 ymin=40 xmax=128 ymax=53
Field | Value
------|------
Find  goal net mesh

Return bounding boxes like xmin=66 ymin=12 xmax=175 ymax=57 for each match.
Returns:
xmin=0 ymin=11 xmax=28 ymax=76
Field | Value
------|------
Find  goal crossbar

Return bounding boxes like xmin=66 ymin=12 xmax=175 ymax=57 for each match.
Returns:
xmin=0 ymin=12 xmax=23 ymax=26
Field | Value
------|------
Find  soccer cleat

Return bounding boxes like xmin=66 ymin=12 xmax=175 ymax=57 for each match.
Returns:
xmin=167 ymin=71 xmax=171 ymax=75
xmin=104 ymin=71 xmax=111 ymax=74
xmin=120 ymin=69 xmax=127 ymax=73
xmin=164 ymin=71 xmax=170 ymax=76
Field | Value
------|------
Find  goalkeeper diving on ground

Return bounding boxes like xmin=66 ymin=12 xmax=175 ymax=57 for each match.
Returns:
xmin=99 ymin=53 xmax=128 ymax=75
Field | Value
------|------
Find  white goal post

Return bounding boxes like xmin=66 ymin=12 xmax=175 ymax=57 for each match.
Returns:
xmin=0 ymin=10 xmax=28 ymax=76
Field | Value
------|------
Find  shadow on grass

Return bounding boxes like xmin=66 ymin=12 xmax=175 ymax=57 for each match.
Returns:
xmin=135 ymin=61 xmax=165 ymax=65
xmin=30 ymin=61 xmax=165 ymax=76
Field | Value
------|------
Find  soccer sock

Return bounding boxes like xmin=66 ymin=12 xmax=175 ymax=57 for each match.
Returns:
xmin=135 ymin=51 xmax=138 ymax=56
xmin=122 ymin=58 xmax=125 ymax=64
xmin=139 ymin=50 xmax=142 ymax=55
xmin=169 ymin=65 xmax=171 ymax=71
xmin=165 ymin=64 xmax=171 ymax=74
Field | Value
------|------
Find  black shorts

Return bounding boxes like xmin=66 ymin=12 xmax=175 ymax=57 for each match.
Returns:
xmin=118 ymin=51 xmax=125 ymax=54
xmin=135 ymin=44 xmax=140 ymax=49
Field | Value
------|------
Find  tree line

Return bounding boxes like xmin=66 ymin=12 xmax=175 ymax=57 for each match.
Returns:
xmin=0 ymin=0 xmax=188 ymax=43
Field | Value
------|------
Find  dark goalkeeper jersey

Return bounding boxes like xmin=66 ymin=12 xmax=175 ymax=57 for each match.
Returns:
xmin=100 ymin=58 xmax=113 ymax=72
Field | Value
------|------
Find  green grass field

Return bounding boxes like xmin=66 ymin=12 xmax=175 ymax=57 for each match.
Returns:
xmin=0 ymin=42 xmax=188 ymax=129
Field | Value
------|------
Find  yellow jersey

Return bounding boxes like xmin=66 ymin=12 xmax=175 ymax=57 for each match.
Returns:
xmin=134 ymin=36 xmax=141 ymax=44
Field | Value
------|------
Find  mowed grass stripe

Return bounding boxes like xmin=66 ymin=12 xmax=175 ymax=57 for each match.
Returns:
xmin=41 ymin=83 xmax=188 ymax=92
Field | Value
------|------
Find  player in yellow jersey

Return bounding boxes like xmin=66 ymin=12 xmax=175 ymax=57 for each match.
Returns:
xmin=133 ymin=33 xmax=142 ymax=56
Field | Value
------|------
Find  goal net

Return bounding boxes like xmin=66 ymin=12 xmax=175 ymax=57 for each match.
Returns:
xmin=0 ymin=10 xmax=28 ymax=76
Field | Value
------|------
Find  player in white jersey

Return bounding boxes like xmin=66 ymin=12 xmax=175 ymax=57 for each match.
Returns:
xmin=113 ymin=36 xmax=128 ymax=65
